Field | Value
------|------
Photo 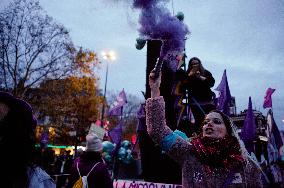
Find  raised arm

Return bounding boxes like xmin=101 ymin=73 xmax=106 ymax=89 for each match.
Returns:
xmin=146 ymin=72 xmax=192 ymax=164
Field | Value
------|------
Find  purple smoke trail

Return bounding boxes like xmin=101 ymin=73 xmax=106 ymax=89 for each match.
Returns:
xmin=133 ymin=0 xmax=189 ymax=58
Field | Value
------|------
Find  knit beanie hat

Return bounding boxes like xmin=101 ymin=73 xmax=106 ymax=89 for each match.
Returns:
xmin=86 ymin=132 xmax=103 ymax=152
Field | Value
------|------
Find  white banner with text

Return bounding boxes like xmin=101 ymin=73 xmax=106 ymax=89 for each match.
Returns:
xmin=113 ymin=179 xmax=182 ymax=188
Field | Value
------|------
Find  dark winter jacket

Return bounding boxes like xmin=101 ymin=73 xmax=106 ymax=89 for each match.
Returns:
xmin=67 ymin=152 xmax=113 ymax=188
xmin=146 ymin=96 xmax=263 ymax=188
xmin=180 ymin=69 xmax=215 ymax=103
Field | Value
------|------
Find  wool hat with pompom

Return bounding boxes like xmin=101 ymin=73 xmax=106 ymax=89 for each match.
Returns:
xmin=86 ymin=132 xmax=103 ymax=152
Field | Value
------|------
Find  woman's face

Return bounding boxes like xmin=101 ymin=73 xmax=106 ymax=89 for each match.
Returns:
xmin=202 ymin=112 xmax=228 ymax=139
xmin=191 ymin=60 xmax=200 ymax=68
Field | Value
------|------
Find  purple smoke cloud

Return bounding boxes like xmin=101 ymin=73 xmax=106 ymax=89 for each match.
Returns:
xmin=133 ymin=0 xmax=190 ymax=57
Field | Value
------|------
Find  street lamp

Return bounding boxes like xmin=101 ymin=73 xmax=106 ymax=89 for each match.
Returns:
xmin=100 ymin=50 xmax=116 ymax=127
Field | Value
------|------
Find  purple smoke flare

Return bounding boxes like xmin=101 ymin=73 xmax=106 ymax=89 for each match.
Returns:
xmin=133 ymin=0 xmax=189 ymax=58
xmin=133 ymin=0 xmax=160 ymax=9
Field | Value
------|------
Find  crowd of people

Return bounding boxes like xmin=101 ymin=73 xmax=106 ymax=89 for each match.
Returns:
xmin=0 ymin=56 xmax=275 ymax=188
xmin=0 ymin=91 xmax=113 ymax=188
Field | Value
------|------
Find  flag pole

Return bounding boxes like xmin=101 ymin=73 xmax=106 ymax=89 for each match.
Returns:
xmin=270 ymin=92 xmax=273 ymax=113
xmin=100 ymin=62 xmax=109 ymax=128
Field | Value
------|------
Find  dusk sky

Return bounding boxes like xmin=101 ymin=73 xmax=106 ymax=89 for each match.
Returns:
xmin=1 ymin=0 xmax=284 ymax=128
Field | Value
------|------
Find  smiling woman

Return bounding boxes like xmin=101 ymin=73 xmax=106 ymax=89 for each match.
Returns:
xmin=146 ymin=72 xmax=265 ymax=187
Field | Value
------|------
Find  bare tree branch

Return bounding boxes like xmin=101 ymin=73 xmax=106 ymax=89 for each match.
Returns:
xmin=0 ymin=0 xmax=75 ymax=97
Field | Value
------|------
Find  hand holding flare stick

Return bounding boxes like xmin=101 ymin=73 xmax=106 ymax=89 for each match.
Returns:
xmin=149 ymin=39 xmax=167 ymax=80
xmin=149 ymin=57 xmax=163 ymax=98
xmin=149 ymin=40 xmax=169 ymax=98
xmin=150 ymin=57 xmax=164 ymax=79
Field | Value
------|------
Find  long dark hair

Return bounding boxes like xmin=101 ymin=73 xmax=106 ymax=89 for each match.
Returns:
xmin=0 ymin=92 xmax=37 ymax=187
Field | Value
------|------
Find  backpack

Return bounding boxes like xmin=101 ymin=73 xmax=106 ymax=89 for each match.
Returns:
xmin=72 ymin=161 xmax=100 ymax=188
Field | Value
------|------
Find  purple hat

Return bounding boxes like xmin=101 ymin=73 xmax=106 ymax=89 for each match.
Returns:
xmin=0 ymin=91 xmax=37 ymax=129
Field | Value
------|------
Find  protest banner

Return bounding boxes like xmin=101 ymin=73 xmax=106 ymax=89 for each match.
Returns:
xmin=113 ymin=179 xmax=182 ymax=188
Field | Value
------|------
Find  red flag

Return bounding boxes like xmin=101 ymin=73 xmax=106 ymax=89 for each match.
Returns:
xmin=263 ymin=88 xmax=275 ymax=109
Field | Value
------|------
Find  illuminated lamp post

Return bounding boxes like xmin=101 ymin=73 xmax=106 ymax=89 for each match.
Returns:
xmin=100 ymin=50 xmax=116 ymax=127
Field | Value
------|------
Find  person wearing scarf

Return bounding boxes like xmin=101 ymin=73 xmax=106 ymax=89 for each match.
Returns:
xmin=146 ymin=72 xmax=264 ymax=188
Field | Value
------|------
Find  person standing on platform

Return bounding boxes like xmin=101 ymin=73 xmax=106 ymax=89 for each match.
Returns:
xmin=179 ymin=57 xmax=216 ymax=135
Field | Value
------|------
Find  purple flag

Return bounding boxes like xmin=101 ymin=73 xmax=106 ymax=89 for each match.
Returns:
xmin=263 ymin=88 xmax=275 ymax=109
xmin=108 ymin=89 xmax=127 ymax=116
xmin=215 ymin=69 xmax=232 ymax=116
xmin=240 ymin=97 xmax=256 ymax=154
xmin=267 ymin=109 xmax=283 ymax=151
xmin=108 ymin=121 xmax=123 ymax=145
xmin=108 ymin=121 xmax=123 ymax=156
